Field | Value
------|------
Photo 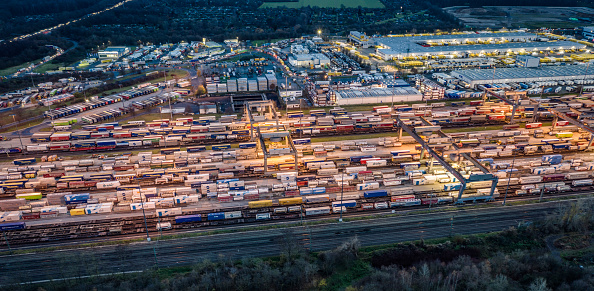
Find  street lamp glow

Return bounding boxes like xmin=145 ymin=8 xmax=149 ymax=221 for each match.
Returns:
xmin=317 ymin=30 xmax=321 ymax=35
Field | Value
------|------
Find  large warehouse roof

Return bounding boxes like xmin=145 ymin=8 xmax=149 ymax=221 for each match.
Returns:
xmin=452 ymin=65 xmax=593 ymax=82
xmin=374 ymin=32 xmax=585 ymax=59
xmin=334 ymin=87 xmax=422 ymax=105
xmin=450 ymin=64 xmax=594 ymax=88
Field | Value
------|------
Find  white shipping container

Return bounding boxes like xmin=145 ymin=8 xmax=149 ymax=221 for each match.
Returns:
xmin=156 ymin=207 xmax=183 ymax=217
xmin=96 ymin=181 xmax=121 ymax=189
xmin=520 ymin=176 xmax=543 ymax=184
xmin=225 ymin=211 xmax=242 ymax=219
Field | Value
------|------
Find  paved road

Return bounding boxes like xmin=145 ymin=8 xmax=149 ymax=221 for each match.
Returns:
xmin=0 ymin=201 xmax=567 ymax=284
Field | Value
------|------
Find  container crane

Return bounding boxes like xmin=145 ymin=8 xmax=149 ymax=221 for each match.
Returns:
xmin=482 ymin=88 xmax=526 ymax=124
xmin=396 ymin=117 xmax=498 ymax=203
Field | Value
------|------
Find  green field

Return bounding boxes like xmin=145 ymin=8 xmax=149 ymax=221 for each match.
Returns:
xmin=260 ymin=0 xmax=384 ymax=9
xmin=0 ymin=59 xmax=41 ymax=76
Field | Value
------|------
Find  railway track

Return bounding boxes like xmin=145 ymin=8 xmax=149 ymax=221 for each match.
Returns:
xmin=1 ymin=188 xmax=590 ymax=249
xmin=2 ymin=119 xmax=514 ymax=159
xmin=0 ymin=201 xmax=570 ymax=284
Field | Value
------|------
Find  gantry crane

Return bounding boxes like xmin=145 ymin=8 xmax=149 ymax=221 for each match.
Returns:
xmin=396 ymin=117 xmax=498 ymax=203
xmin=482 ymin=87 xmax=526 ymax=124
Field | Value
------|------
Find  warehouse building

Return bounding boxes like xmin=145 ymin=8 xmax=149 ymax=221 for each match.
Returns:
xmin=288 ymin=53 xmax=331 ymax=67
xmin=349 ymin=31 xmax=374 ymax=48
xmin=450 ymin=64 xmax=594 ymax=88
xmin=98 ymin=46 xmax=129 ymax=59
xmin=583 ymin=26 xmax=594 ymax=41
xmin=330 ymin=87 xmax=422 ymax=105
xmin=516 ymin=55 xmax=540 ymax=67
xmin=373 ymin=32 xmax=584 ymax=60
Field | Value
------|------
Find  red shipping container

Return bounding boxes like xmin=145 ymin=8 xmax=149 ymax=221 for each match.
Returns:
xmin=285 ymin=190 xmax=299 ymax=196
xmin=84 ymin=181 xmax=98 ymax=187
xmin=336 ymin=125 xmax=354 ymax=131
xmin=114 ymin=165 xmax=135 ymax=171
xmin=43 ymin=171 xmax=65 ymax=178
xmin=391 ymin=195 xmax=416 ymax=202
xmin=218 ymin=195 xmax=232 ymax=202
xmin=22 ymin=212 xmax=41 ymax=220
xmin=421 ymin=198 xmax=438 ymax=205
xmin=343 ymin=186 xmax=356 ymax=192
xmin=69 ymin=181 xmax=85 ymax=188
xmin=244 ymin=193 xmax=259 ymax=200
xmin=325 ymin=187 xmax=340 ymax=193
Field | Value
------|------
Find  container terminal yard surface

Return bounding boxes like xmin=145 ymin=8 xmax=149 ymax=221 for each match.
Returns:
xmin=1 ymin=100 xmax=594 ymax=247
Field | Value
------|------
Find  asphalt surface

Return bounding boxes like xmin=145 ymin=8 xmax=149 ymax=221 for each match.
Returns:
xmin=0 ymin=200 xmax=568 ymax=284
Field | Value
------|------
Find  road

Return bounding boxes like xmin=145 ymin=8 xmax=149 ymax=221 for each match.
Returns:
xmin=0 ymin=200 xmax=567 ymax=284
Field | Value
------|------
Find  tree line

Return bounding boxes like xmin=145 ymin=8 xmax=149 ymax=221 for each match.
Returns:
xmin=2 ymin=200 xmax=593 ymax=291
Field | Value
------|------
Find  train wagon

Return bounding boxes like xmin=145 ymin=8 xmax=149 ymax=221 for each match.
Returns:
xmin=332 ymin=200 xmax=357 ymax=208
xmin=175 ymin=214 xmax=202 ymax=224
xmin=305 ymin=206 xmax=331 ymax=216
xmin=0 ymin=222 xmax=26 ymax=231
xmin=555 ymin=132 xmax=573 ymax=138
xmin=239 ymin=142 xmax=257 ymax=149
xmin=525 ymin=122 xmax=542 ymax=129
xmin=278 ymin=197 xmax=303 ymax=206
xmin=13 ymin=158 xmax=36 ymax=165
xmin=15 ymin=192 xmax=42 ymax=200
xmin=248 ymin=200 xmax=273 ymax=208
xmin=160 ymin=147 xmax=181 ymax=155
xmin=212 ymin=144 xmax=231 ymax=151
xmin=364 ymin=190 xmax=388 ymax=198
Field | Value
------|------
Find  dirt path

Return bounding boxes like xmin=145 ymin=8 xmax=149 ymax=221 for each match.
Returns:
xmin=545 ymin=235 xmax=563 ymax=259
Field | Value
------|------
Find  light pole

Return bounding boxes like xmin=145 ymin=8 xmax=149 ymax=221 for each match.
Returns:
xmin=339 ymin=170 xmax=344 ymax=222
xmin=10 ymin=115 xmax=23 ymax=150
xmin=285 ymin=74 xmax=289 ymax=117
xmin=502 ymin=155 xmax=515 ymax=206
xmin=578 ymin=61 xmax=591 ymax=97
xmin=138 ymin=183 xmax=151 ymax=242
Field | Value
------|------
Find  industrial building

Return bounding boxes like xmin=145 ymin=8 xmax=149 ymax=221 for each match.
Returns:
xmin=583 ymin=26 xmax=594 ymax=41
xmin=329 ymin=87 xmax=422 ymax=105
xmin=451 ymin=64 xmax=594 ymax=88
xmin=205 ymin=74 xmax=277 ymax=94
xmin=516 ymin=55 xmax=540 ymax=68
xmin=288 ymin=54 xmax=331 ymax=67
xmin=290 ymin=44 xmax=309 ymax=55
xmin=373 ymin=32 xmax=585 ymax=60
xmin=98 ymin=46 xmax=129 ymax=59
xmin=349 ymin=31 xmax=374 ymax=48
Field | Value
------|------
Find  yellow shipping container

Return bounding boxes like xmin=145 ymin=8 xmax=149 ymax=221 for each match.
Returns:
xmin=278 ymin=197 xmax=303 ymax=206
xmin=248 ymin=200 xmax=273 ymax=209
xmin=70 ymin=209 xmax=86 ymax=216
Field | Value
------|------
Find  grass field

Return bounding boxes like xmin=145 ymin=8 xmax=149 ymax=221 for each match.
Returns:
xmin=103 ymin=69 xmax=189 ymax=95
xmin=260 ymin=0 xmax=384 ymax=9
xmin=33 ymin=62 xmax=67 ymax=74
xmin=0 ymin=59 xmax=41 ymax=76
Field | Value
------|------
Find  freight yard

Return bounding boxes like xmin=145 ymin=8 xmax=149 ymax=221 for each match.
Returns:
xmin=3 ymin=28 xmax=594 ymax=254
xmin=1 ymin=88 xmax=594 ymax=246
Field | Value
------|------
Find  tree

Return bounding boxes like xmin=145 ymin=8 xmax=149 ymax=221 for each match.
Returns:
xmin=185 ymin=104 xmax=193 ymax=114
xmin=529 ymin=278 xmax=551 ymax=291
xmin=197 ymin=85 xmax=206 ymax=96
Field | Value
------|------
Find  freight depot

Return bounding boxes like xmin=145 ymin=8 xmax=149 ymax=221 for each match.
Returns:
xmin=0 ymin=99 xmax=573 ymax=155
xmin=1 ymin=147 xmax=593 ymax=244
xmin=1 ymin=97 xmax=594 ymax=243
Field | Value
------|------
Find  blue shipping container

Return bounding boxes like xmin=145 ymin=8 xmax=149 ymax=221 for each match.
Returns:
xmin=207 ymin=212 xmax=225 ymax=221
xmin=0 ymin=222 xmax=26 ymax=231
xmin=364 ymin=190 xmax=388 ymax=198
